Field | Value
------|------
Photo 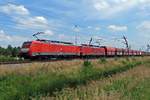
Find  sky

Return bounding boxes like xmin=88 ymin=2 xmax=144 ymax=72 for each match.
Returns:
xmin=0 ymin=0 xmax=149 ymax=50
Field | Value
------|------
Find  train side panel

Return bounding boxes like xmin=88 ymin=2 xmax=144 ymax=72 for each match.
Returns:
xmin=81 ymin=46 xmax=105 ymax=57
xmin=103 ymin=46 xmax=116 ymax=56
xmin=31 ymin=42 xmax=81 ymax=57
xmin=116 ymin=48 xmax=123 ymax=56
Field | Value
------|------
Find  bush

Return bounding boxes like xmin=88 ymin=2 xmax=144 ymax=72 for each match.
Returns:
xmin=131 ymin=57 xmax=136 ymax=61
xmin=125 ymin=57 xmax=130 ymax=62
xmin=0 ymin=56 xmax=21 ymax=62
xmin=99 ymin=58 xmax=107 ymax=64
xmin=114 ymin=57 xmax=118 ymax=61
xmin=83 ymin=60 xmax=92 ymax=68
xmin=0 ymin=45 xmax=20 ymax=57
xmin=121 ymin=60 xmax=127 ymax=65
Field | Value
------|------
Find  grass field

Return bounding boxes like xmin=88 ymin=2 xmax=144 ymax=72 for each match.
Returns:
xmin=0 ymin=57 xmax=149 ymax=100
xmin=0 ymin=55 xmax=20 ymax=62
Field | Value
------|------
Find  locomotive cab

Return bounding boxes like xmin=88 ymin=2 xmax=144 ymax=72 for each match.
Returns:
xmin=20 ymin=41 xmax=32 ymax=58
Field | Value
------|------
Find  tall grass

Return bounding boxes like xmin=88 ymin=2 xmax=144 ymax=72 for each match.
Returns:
xmin=53 ymin=59 xmax=150 ymax=100
xmin=0 ymin=57 xmax=146 ymax=100
xmin=104 ymin=74 xmax=150 ymax=100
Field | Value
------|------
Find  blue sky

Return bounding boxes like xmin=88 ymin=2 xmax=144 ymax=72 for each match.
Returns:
xmin=0 ymin=0 xmax=149 ymax=50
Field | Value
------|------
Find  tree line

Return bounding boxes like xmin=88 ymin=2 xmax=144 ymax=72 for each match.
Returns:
xmin=0 ymin=45 xmax=20 ymax=57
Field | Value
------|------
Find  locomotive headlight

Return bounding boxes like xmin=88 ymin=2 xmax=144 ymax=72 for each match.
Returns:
xmin=21 ymin=48 xmax=29 ymax=53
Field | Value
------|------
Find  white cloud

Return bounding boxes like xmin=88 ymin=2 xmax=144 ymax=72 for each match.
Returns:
xmin=58 ymin=34 xmax=74 ymax=43
xmin=58 ymin=34 xmax=66 ymax=39
xmin=0 ymin=30 xmax=29 ymax=47
xmin=93 ymin=0 xmax=136 ymax=18
xmin=95 ymin=26 xmax=101 ymax=31
xmin=44 ymin=30 xmax=54 ymax=36
xmin=0 ymin=3 xmax=29 ymax=15
xmin=0 ymin=4 xmax=49 ymax=30
xmin=87 ymin=26 xmax=100 ymax=31
xmin=86 ymin=0 xmax=150 ymax=19
xmin=0 ymin=30 xmax=28 ymax=42
xmin=0 ymin=4 xmax=57 ymax=46
xmin=15 ymin=16 xmax=49 ymax=29
xmin=137 ymin=21 xmax=150 ymax=37
xmin=0 ymin=30 xmax=12 ymax=41
xmin=87 ymin=26 xmax=92 ymax=29
xmin=108 ymin=25 xmax=128 ymax=32
xmin=137 ymin=21 xmax=150 ymax=32
xmin=94 ymin=1 xmax=110 ymax=10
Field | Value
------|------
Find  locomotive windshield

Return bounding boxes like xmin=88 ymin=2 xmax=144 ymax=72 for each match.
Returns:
xmin=22 ymin=41 xmax=32 ymax=48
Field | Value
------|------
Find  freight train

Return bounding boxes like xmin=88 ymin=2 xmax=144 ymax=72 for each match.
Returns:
xmin=20 ymin=39 xmax=148 ymax=59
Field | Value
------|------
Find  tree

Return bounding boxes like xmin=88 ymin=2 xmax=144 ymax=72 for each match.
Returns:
xmin=6 ymin=45 xmax=13 ymax=56
xmin=0 ymin=45 xmax=20 ymax=57
xmin=12 ymin=47 xmax=20 ymax=57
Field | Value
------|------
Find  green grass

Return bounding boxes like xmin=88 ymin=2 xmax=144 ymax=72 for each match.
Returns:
xmin=129 ymin=78 xmax=150 ymax=100
xmin=0 ymin=55 xmax=21 ymax=62
xmin=51 ymin=59 xmax=150 ymax=100
xmin=0 ymin=58 xmax=145 ymax=100
xmin=98 ymin=57 xmax=107 ymax=64
xmin=83 ymin=60 xmax=93 ymax=67
xmin=104 ymin=77 xmax=150 ymax=100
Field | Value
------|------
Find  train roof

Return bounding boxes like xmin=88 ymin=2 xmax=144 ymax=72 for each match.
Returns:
xmin=36 ymin=39 xmax=73 ymax=45
xmin=81 ymin=44 xmax=118 ymax=49
xmin=81 ymin=44 xmax=101 ymax=47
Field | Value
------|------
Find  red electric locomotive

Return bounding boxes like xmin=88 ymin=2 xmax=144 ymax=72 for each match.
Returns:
xmin=20 ymin=39 xmax=80 ymax=59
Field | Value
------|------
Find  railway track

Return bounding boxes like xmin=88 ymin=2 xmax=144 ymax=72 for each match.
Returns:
xmin=0 ymin=58 xmax=82 ymax=65
xmin=0 ymin=56 xmax=143 ymax=65
xmin=0 ymin=60 xmax=32 ymax=65
xmin=0 ymin=57 xmax=101 ymax=65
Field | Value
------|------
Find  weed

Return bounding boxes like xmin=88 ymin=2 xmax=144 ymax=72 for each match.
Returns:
xmin=83 ymin=60 xmax=92 ymax=68
xmin=99 ymin=58 xmax=107 ymax=64
xmin=121 ymin=60 xmax=127 ymax=65
xmin=114 ymin=57 xmax=118 ymax=61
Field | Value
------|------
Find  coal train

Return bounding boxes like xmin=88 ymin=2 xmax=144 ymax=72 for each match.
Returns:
xmin=20 ymin=39 xmax=149 ymax=59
